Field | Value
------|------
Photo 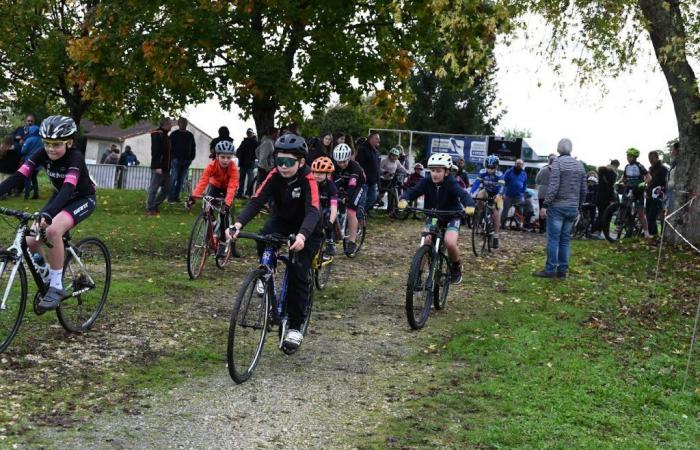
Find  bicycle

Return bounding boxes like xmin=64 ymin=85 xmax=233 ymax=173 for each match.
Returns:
xmin=186 ymin=195 xmax=237 ymax=279
xmin=335 ymin=196 xmax=366 ymax=258
xmin=379 ymin=174 xmax=409 ymax=220
xmin=573 ymin=203 xmax=596 ymax=239
xmin=602 ymin=186 xmax=643 ymax=243
xmin=404 ymin=208 xmax=462 ymax=330
xmin=227 ymin=232 xmax=314 ymax=383
xmin=312 ymin=219 xmax=335 ymax=290
xmin=0 ymin=207 xmax=111 ymax=353
xmin=472 ymin=196 xmax=496 ymax=256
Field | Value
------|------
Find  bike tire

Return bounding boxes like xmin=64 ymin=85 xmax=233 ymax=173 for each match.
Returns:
xmin=405 ymin=245 xmax=434 ymax=330
xmin=471 ymin=209 xmax=488 ymax=257
xmin=0 ymin=259 xmax=27 ymax=353
xmin=187 ymin=212 xmax=209 ymax=279
xmin=602 ymin=203 xmax=622 ymax=243
xmin=314 ymin=250 xmax=333 ymax=291
xmin=227 ymin=268 xmax=269 ymax=383
xmin=57 ymin=237 xmax=112 ymax=333
xmin=433 ymin=252 xmax=450 ymax=311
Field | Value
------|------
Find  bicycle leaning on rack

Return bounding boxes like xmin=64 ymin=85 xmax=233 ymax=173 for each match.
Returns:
xmin=227 ymin=232 xmax=314 ymax=384
xmin=404 ymin=208 xmax=463 ymax=330
xmin=0 ymin=207 xmax=111 ymax=353
xmin=186 ymin=195 xmax=237 ymax=279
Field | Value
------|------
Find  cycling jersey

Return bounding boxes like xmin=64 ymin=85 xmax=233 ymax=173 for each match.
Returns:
xmin=334 ymin=160 xmax=366 ymax=210
xmin=237 ymin=164 xmax=321 ymax=239
xmin=623 ymin=162 xmax=648 ymax=187
xmin=0 ymin=147 xmax=96 ymax=219
xmin=318 ymin=178 xmax=338 ymax=210
xmin=402 ymin=174 xmax=474 ymax=212
xmin=192 ymin=159 xmax=240 ymax=207
xmin=469 ymin=169 xmax=505 ymax=196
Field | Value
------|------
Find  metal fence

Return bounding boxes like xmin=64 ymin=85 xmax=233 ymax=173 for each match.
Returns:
xmin=87 ymin=164 xmax=206 ymax=195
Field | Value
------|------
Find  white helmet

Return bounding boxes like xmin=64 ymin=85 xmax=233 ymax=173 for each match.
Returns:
xmin=427 ymin=152 xmax=453 ymax=169
xmin=389 ymin=147 xmax=401 ymax=157
xmin=333 ymin=143 xmax=352 ymax=162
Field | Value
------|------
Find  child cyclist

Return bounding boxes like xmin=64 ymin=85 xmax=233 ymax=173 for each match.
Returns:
xmin=227 ymin=134 xmax=322 ymax=350
xmin=469 ymin=154 xmax=505 ymax=249
xmin=332 ymin=143 xmax=366 ymax=256
xmin=186 ymin=140 xmax=240 ymax=257
xmin=0 ymin=116 xmax=96 ymax=309
xmin=310 ymin=156 xmax=338 ymax=257
xmin=398 ymin=152 xmax=475 ymax=284
xmin=621 ymin=147 xmax=652 ymax=238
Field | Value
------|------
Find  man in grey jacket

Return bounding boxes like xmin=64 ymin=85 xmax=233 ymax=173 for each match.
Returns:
xmin=255 ymin=126 xmax=279 ymax=187
xmin=533 ymin=139 xmax=586 ymax=279
xmin=535 ymin=154 xmax=557 ymax=233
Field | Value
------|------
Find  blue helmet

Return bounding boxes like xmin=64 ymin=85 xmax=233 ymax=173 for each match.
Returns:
xmin=485 ymin=155 xmax=500 ymax=167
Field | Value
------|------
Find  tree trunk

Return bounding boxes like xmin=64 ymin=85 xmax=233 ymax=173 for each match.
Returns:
xmin=638 ymin=0 xmax=700 ymax=244
xmin=251 ymin=95 xmax=277 ymax=138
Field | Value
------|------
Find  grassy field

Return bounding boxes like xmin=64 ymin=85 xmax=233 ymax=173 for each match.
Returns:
xmin=362 ymin=239 xmax=700 ymax=449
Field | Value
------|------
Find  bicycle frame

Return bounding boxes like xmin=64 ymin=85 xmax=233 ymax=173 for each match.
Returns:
xmin=259 ymin=245 xmax=295 ymax=350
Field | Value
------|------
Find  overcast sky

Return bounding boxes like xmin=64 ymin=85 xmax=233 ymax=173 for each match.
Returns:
xmin=187 ymin=21 xmax=697 ymax=168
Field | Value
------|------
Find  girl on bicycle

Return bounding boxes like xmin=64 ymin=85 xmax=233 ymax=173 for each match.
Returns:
xmin=398 ymin=152 xmax=474 ymax=284
xmin=310 ymin=156 xmax=338 ymax=256
xmin=186 ymin=140 xmax=240 ymax=257
xmin=0 ymin=115 xmax=96 ymax=309
xmin=227 ymin=134 xmax=322 ymax=350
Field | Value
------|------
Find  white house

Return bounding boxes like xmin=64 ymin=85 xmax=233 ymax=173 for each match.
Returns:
xmin=80 ymin=119 xmax=214 ymax=169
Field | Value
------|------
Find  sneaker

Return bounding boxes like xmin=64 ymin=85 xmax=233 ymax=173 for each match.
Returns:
xmin=283 ymin=329 xmax=303 ymax=349
xmin=166 ymin=198 xmax=179 ymax=204
xmin=325 ymin=240 xmax=335 ymax=256
xmin=38 ymin=286 xmax=67 ymax=310
xmin=532 ymin=270 xmax=556 ymax=279
xmin=145 ymin=210 xmax=159 ymax=216
xmin=216 ymin=242 xmax=228 ymax=258
xmin=344 ymin=240 xmax=357 ymax=256
xmin=556 ymin=272 xmax=568 ymax=280
xmin=491 ymin=237 xmax=499 ymax=249
xmin=590 ymin=232 xmax=605 ymax=240
xmin=450 ymin=262 xmax=462 ymax=284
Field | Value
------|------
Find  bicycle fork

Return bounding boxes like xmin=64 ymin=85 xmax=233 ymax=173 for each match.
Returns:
xmin=0 ymin=259 xmax=20 ymax=311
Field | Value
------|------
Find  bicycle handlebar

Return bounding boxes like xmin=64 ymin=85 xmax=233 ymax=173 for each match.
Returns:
xmin=406 ymin=207 xmax=467 ymax=218
xmin=236 ymin=231 xmax=296 ymax=247
xmin=0 ymin=207 xmax=54 ymax=248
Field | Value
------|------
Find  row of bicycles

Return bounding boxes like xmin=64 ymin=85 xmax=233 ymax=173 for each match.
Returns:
xmin=573 ymin=187 xmax=649 ymax=242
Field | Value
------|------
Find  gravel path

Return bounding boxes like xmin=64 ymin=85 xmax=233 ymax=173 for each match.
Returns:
xmin=33 ymin=223 xmax=545 ymax=449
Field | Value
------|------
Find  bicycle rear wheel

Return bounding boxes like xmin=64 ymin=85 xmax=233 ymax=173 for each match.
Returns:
xmin=0 ymin=258 xmax=27 ymax=353
xmin=187 ymin=212 xmax=210 ymax=279
xmin=57 ymin=238 xmax=111 ymax=332
xmin=602 ymin=203 xmax=622 ymax=243
xmin=433 ymin=252 xmax=450 ymax=311
xmin=405 ymin=245 xmax=434 ymax=330
xmin=227 ymin=268 xmax=269 ymax=383
xmin=471 ymin=209 xmax=488 ymax=257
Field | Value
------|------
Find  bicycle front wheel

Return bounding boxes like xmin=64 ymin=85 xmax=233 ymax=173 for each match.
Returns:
xmin=405 ymin=245 xmax=434 ymax=330
xmin=0 ymin=259 xmax=27 ymax=353
xmin=57 ymin=238 xmax=111 ymax=332
xmin=602 ymin=203 xmax=622 ymax=243
xmin=314 ymin=250 xmax=333 ymax=291
xmin=187 ymin=212 xmax=209 ymax=279
xmin=227 ymin=268 xmax=269 ymax=384
xmin=471 ymin=209 xmax=488 ymax=257
xmin=433 ymin=252 xmax=450 ymax=311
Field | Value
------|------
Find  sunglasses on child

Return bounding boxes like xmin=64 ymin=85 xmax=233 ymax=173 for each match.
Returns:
xmin=275 ymin=156 xmax=299 ymax=168
xmin=44 ymin=139 xmax=70 ymax=148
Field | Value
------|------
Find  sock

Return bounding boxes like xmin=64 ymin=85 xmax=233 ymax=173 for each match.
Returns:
xmin=49 ymin=268 xmax=63 ymax=290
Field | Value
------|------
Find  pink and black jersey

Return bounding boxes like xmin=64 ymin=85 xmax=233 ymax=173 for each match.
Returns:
xmin=21 ymin=148 xmax=95 ymax=199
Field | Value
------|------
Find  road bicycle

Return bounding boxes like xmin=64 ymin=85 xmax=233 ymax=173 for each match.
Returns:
xmin=227 ymin=232 xmax=314 ymax=383
xmin=573 ymin=203 xmax=596 ymax=239
xmin=602 ymin=186 xmax=643 ymax=243
xmin=405 ymin=208 xmax=463 ymax=330
xmin=312 ymin=217 xmax=335 ymax=290
xmin=378 ymin=174 xmax=409 ymax=220
xmin=472 ymin=196 xmax=496 ymax=256
xmin=335 ymin=196 xmax=366 ymax=258
xmin=0 ymin=207 xmax=111 ymax=353
xmin=186 ymin=195 xmax=237 ymax=279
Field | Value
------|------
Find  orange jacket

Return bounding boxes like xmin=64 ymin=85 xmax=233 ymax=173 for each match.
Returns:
xmin=192 ymin=159 xmax=240 ymax=206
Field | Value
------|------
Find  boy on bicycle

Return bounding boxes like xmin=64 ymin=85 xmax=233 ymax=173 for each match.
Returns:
xmin=332 ymin=143 xmax=366 ymax=256
xmin=398 ymin=152 xmax=474 ymax=284
xmin=310 ymin=156 xmax=338 ymax=257
xmin=186 ymin=140 xmax=240 ymax=257
xmin=621 ymin=147 xmax=652 ymax=238
xmin=469 ymin=155 xmax=505 ymax=249
xmin=227 ymin=134 xmax=321 ymax=350
xmin=0 ymin=116 xmax=96 ymax=309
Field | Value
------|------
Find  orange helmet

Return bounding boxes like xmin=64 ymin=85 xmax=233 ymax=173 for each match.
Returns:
xmin=311 ymin=156 xmax=335 ymax=173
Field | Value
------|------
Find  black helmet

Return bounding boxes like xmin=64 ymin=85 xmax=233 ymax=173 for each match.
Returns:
xmin=39 ymin=115 xmax=77 ymax=139
xmin=274 ymin=133 xmax=308 ymax=158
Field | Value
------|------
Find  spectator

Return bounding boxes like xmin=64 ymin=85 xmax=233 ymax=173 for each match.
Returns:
xmin=533 ymin=138 xmax=586 ymax=279
xmin=590 ymin=159 xmax=619 ymax=239
xmin=103 ymin=145 xmax=120 ymax=164
xmin=288 ymin=122 xmax=300 ymax=135
xmin=501 ymin=158 xmax=528 ymax=228
xmin=255 ymin=126 xmax=278 ymax=186
xmin=118 ymin=145 xmax=140 ymax=166
xmin=280 ymin=125 xmax=290 ymax=135
xmin=646 ymin=150 xmax=668 ymax=237
xmin=451 ymin=165 xmax=468 ymax=190
xmin=308 ymin=133 xmax=333 ymax=162
xmin=236 ymin=128 xmax=258 ymax=198
xmin=12 ymin=114 xmax=35 ymax=153
xmin=0 ymin=135 xmax=20 ymax=184
xmin=356 ymin=132 xmax=381 ymax=213
xmin=666 ymin=142 xmax=680 ymax=212
xmin=455 ymin=157 xmax=470 ymax=188
xmin=209 ymin=126 xmax=233 ymax=160
xmin=535 ymin=154 xmax=556 ymax=233
xmin=146 ymin=117 xmax=173 ymax=215
xmin=20 ymin=125 xmax=43 ymax=199
xmin=168 ymin=117 xmax=196 ymax=203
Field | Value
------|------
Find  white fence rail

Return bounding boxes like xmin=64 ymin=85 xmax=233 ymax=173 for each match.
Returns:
xmin=86 ymin=164 xmax=205 ymax=194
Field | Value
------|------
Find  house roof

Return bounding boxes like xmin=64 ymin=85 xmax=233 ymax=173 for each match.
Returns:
xmin=81 ymin=119 xmax=212 ymax=142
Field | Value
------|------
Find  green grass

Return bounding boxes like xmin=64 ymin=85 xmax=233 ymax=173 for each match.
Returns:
xmin=362 ymin=240 xmax=700 ymax=449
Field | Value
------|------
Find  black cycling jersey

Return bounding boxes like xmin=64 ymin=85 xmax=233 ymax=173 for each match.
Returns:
xmin=334 ymin=160 xmax=366 ymax=194
xmin=318 ymin=178 xmax=338 ymax=210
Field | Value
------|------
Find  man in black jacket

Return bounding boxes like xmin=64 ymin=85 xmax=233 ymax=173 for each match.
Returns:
xmin=356 ymin=132 xmax=381 ymax=213
xmin=168 ymin=117 xmax=196 ymax=203
xmin=236 ymin=128 xmax=258 ymax=198
xmin=646 ymin=151 xmax=668 ymax=237
xmin=146 ymin=118 xmax=173 ymax=215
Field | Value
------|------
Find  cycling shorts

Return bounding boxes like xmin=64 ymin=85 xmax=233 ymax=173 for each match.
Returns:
xmin=424 ymin=216 xmax=461 ymax=233
xmin=625 ymin=185 xmax=645 ymax=209
xmin=62 ymin=196 xmax=96 ymax=226
xmin=476 ymin=189 xmax=502 ymax=210
xmin=341 ymin=185 xmax=365 ymax=211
